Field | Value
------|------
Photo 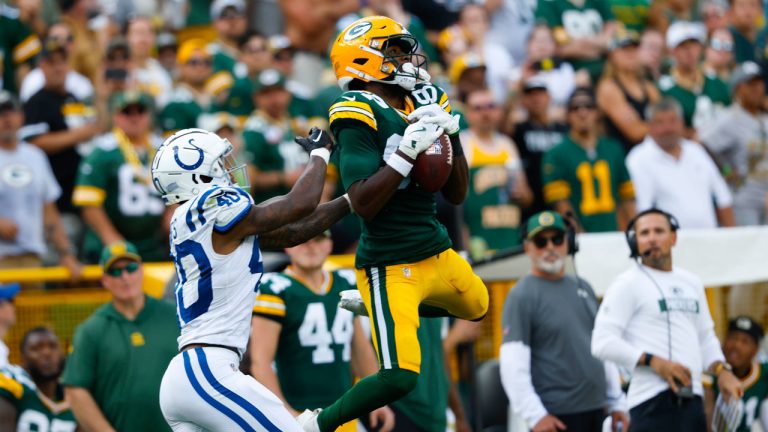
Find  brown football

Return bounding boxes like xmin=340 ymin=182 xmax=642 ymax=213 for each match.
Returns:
xmin=412 ymin=134 xmax=453 ymax=192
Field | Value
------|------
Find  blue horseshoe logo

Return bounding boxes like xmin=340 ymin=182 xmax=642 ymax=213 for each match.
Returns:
xmin=173 ymin=139 xmax=205 ymax=170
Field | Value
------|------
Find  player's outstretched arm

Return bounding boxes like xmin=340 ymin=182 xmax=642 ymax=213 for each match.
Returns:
xmin=259 ymin=195 xmax=351 ymax=250
xmin=0 ymin=398 xmax=17 ymax=430
xmin=440 ymin=134 xmax=469 ymax=205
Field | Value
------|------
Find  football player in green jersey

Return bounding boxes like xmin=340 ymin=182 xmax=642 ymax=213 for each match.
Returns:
xmin=543 ymin=87 xmax=636 ymax=232
xmin=251 ymin=232 xmax=394 ymax=431
xmin=296 ymin=15 xmax=489 ymax=432
xmin=707 ymin=316 xmax=768 ymax=432
xmin=0 ymin=327 xmax=76 ymax=431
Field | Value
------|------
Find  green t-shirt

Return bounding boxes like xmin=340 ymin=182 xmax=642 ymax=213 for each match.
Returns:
xmin=185 ymin=0 xmax=212 ymax=27
xmin=73 ymin=132 xmax=167 ymax=262
xmin=0 ymin=4 xmax=40 ymax=93
xmin=391 ymin=318 xmax=449 ymax=432
xmin=253 ymin=269 xmax=358 ymax=410
xmin=330 ymin=83 xmax=454 ymax=268
xmin=159 ymin=86 xmax=205 ymax=134
xmin=730 ymin=26 xmax=763 ymax=64
xmin=713 ymin=362 xmax=768 ymax=432
xmin=535 ymin=0 xmax=614 ymax=81
xmin=463 ymin=135 xmax=523 ymax=250
xmin=542 ymin=136 xmax=634 ymax=232
xmin=61 ymin=296 xmax=179 ymax=432
xmin=609 ymin=0 xmax=650 ymax=32
xmin=658 ymin=72 xmax=731 ymax=129
xmin=241 ymin=112 xmax=308 ymax=203
xmin=0 ymin=365 xmax=77 ymax=432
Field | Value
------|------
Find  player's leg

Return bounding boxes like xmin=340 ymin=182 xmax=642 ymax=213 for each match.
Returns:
xmin=162 ymin=347 xmax=303 ymax=432
xmin=313 ymin=265 xmax=424 ymax=432
xmin=422 ymin=249 xmax=489 ymax=321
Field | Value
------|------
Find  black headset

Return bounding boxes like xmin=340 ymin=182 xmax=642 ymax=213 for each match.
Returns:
xmin=520 ymin=211 xmax=579 ymax=256
xmin=625 ymin=208 xmax=680 ymax=259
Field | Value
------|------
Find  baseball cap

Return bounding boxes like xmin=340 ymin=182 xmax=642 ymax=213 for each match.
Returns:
xmin=252 ymin=68 xmax=286 ymax=93
xmin=730 ymin=61 xmax=762 ymax=91
xmin=0 ymin=91 xmax=20 ymax=112
xmin=100 ymin=241 xmax=142 ymax=271
xmin=177 ymin=39 xmax=210 ymax=64
xmin=728 ymin=316 xmax=764 ymax=344
xmin=525 ymin=211 xmax=566 ymax=239
xmin=210 ymin=0 xmax=245 ymax=19
xmin=609 ymin=30 xmax=640 ymax=51
xmin=40 ymin=37 xmax=67 ymax=59
xmin=566 ymin=87 xmax=596 ymax=109
xmin=156 ymin=32 xmax=178 ymax=50
xmin=666 ymin=21 xmax=706 ymax=49
xmin=522 ymin=76 xmax=548 ymax=93
xmin=268 ymin=35 xmax=293 ymax=54
xmin=0 ymin=283 xmax=20 ymax=302
xmin=198 ymin=111 xmax=238 ymax=133
xmin=449 ymin=53 xmax=486 ymax=85
xmin=111 ymin=91 xmax=154 ymax=114
xmin=106 ymin=37 xmax=130 ymax=60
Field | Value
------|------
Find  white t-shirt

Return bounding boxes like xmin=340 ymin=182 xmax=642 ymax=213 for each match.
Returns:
xmin=626 ymin=137 xmax=733 ymax=229
xmin=592 ymin=263 xmax=724 ymax=408
xmin=19 ymin=68 xmax=94 ymax=103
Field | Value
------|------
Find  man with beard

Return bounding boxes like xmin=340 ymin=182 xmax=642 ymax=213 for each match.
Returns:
xmin=592 ymin=209 xmax=742 ymax=431
xmin=499 ymin=211 xmax=628 ymax=432
xmin=0 ymin=327 xmax=77 ymax=431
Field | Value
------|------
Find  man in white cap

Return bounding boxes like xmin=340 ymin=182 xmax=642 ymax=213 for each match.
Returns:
xmin=208 ymin=0 xmax=248 ymax=74
xmin=658 ymin=21 xmax=731 ymax=138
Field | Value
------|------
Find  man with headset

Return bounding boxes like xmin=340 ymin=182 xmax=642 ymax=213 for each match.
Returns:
xmin=499 ymin=211 xmax=629 ymax=432
xmin=592 ymin=208 xmax=742 ymax=431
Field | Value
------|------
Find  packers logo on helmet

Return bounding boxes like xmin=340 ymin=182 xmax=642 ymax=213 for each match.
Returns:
xmin=331 ymin=16 xmax=427 ymax=91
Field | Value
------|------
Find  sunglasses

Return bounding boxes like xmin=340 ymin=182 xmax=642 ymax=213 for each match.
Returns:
xmin=532 ymin=232 xmax=565 ymax=249
xmin=106 ymin=261 xmax=140 ymax=277
xmin=121 ymin=105 xmax=148 ymax=116
xmin=470 ymin=103 xmax=498 ymax=111
xmin=568 ymin=103 xmax=597 ymax=112
xmin=710 ymin=39 xmax=733 ymax=52
xmin=187 ymin=58 xmax=212 ymax=67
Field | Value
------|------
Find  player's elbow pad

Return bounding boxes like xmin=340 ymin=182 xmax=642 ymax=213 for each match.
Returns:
xmin=377 ymin=368 xmax=419 ymax=400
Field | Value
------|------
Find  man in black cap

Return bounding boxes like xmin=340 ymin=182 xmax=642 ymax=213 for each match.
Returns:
xmin=705 ymin=316 xmax=768 ymax=432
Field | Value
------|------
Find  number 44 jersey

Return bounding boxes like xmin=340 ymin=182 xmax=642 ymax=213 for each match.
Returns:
xmin=253 ymin=269 xmax=357 ymax=410
xmin=170 ymin=185 xmax=263 ymax=356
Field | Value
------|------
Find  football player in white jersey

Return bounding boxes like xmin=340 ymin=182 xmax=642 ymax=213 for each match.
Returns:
xmin=152 ymin=127 xmax=352 ymax=431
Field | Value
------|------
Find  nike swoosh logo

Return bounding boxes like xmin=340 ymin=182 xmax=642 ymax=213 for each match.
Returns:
xmin=312 ymin=134 xmax=322 ymax=142
xmin=414 ymin=127 xmax=426 ymax=132
xmin=342 ymin=95 xmax=355 ymax=101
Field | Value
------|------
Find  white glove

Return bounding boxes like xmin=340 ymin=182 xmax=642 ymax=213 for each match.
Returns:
xmin=406 ymin=104 xmax=460 ymax=136
xmin=398 ymin=120 xmax=444 ymax=160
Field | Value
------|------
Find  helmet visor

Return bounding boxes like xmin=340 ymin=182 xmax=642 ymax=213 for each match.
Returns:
xmin=220 ymin=143 xmax=250 ymax=190
xmin=381 ymin=34 xmax=427 ymax=81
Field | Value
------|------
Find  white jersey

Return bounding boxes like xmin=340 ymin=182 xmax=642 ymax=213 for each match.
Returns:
xmin=170 ymin=185 xmax=262 ymax=356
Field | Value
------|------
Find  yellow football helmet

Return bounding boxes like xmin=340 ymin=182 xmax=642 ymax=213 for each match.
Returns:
xmin=331 ymin=16 xmax=427 ymax=91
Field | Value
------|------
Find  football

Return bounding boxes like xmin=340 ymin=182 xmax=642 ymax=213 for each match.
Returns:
xmin=412 ymin=134 xmax=453 ymax=192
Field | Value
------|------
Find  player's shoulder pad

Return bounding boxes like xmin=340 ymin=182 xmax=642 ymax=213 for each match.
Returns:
xmin=259 ymin=272 xmax=293 ymax=296
xmin=412 ymin=82 xmax=452 ymax=113
xmin=0 ymin=365 xmax=28 ymax=400
xmin=329 ymin=91 xmax=379 ymax=131
xmin=254 ymin=273 xmax=290 ymax=317
xmin=192 ymin=186 xmax=253 ymax=233
xmin=0 ymin=4 xmax=20 ymax=19
xmin=333 ymin=269 xmax=357 ymax=288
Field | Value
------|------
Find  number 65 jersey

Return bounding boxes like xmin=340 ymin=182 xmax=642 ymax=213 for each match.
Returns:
xmin=170 ymin=185 xmax=263 ymax=356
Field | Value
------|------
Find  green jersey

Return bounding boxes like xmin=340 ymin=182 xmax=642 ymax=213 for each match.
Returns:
xmin=542 ymin=136 xmax=634 ymax=232
xmin=0 ymin=365 xmax=76 ymax=432
xmin=391 ymin=318 xmax=449 ymax=432
xmin=242 ymin=111 xmax=308 ymax=203
xmin=608 ymin=0 xmax=650 ymax=32
xmin=0 ymin=4 xmax=40 ymax=93
xmin=61 ymin=296 xmax=179 ymax=432
xmin=159 ymin=85 xmax=205 ymax=134
xmin=330 ymin=83 xmax=454 ymax=268
xmin=658 ymin=72 xmax=731 ymax=129
xmin=72 ymin=131 xmax=167 ymax=262
xmin=185 ymin=0 xmax=211 ymax=27
xmin=535 ymin=0 xmax=614 ymax=81
xmin=253 ymin=269 xmax=358 ymax=410
xmin=462 ymin=132 xmax=523 ymax=250
xmin=713 ymin=362 xmax=768 ymax=432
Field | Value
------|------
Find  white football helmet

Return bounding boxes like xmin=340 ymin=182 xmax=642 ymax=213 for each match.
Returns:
xmin=151 ymin=128 xmax=249 ymax=204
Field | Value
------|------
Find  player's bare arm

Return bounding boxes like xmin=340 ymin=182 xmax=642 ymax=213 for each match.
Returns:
xmin=0 ymin=397 xmax=16 ymax=430
xmin=259 ymin=196 xmax=351 ymax=250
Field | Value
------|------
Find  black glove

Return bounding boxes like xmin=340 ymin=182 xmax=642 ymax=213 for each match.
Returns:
xmin=294 ymin=127 xmax=335 ymax=154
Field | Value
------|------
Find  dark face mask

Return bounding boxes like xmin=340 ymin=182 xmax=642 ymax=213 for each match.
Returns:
xmin=87 ymin=8 xmax=101 ymax=20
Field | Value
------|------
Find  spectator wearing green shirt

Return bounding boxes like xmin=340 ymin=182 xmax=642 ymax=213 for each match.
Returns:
xmin=62 ymin=241 xmax=178 ymax=432
xmin=728 ymin=0 xmax=765 ymax=64
xmin=208 ymin=0 xmax=247 ymax=75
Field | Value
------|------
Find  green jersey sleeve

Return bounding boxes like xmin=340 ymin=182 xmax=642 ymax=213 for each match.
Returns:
xmin=72 ymin=148 xmax=112 ymax=207
xmin=613 ymin=146 xmax=635 ymax=201
xmin=242 ymin=130 xmax=273 ymax=171
xmin=337 ymin=126 xmax=382 ymax=191
xmin=542 ymin=146 xmax=572 ymax=203
xmin=61 ymin=321 xmax=99 ymax=389
xmin=0 ymin=369 xmax=24 ymax=408
xmin=253 ymin=273 xmax=291 ymax=323
xmin=535 ymin=0 xmax=562 ymax=27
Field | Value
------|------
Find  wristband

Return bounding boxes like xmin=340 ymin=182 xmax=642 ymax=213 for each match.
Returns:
xmin=644 ymin=353 xmax=653 ymax=367
xmin=386 ymin=153 xmax=414 ymax=177
xmin=341 ymin=193 xmax=354 ymax=214
xmin=310 ymin=148 xmax=330 ymax=164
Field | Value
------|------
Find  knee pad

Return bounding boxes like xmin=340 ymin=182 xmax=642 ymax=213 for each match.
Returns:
xmin=377 ymin=368 xmax=419 ymax=400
